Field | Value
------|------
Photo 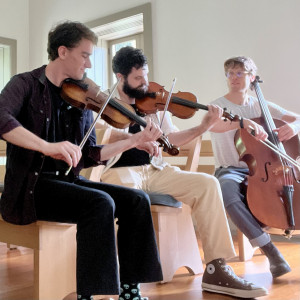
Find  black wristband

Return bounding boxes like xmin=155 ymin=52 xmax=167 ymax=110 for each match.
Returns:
xmin=240 ymin=117 xmax=244 ymax=129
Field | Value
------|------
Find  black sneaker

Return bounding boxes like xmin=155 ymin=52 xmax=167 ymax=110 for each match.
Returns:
xmin=202 ymin=258 xmax=268 ymax=298
xmin=261 ymin=242 xmax=291 ymax=278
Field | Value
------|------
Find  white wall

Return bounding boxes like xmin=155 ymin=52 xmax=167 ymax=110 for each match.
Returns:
xmin=28 ymin=0 xmax=150 ymax=69
xmin=0 ymin=0 xmax=29 ymax=73
xmin=27 ymin=0 xmax=300 ymax=133
xmin=151 ymin=0 xmax=300 ymax=132
xmin=2 ymin=0 xmax=300 ymax=132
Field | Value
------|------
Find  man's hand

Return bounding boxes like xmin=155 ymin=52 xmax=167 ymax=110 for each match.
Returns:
xmin=42 ymin=141 xmax=82 ymax=167
xmin=136 ymin=141 xmax=160 ymax=157
xmin=273 ymin=123 xmax=298 ymax=142
xmin=243 ymin=119 xmax=268 ymax=141
xmin=200 ymin=104 xmax=224 ymax=131
xmin=131 ymin=119 xmax=162 ymax=157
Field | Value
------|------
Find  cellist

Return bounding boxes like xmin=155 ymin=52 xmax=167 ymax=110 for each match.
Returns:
xmin=209 ymin=56 xmax=300 ymax=278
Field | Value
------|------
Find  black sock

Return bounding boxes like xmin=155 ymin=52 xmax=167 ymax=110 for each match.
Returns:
xmin=260 ymin=242 xmax=281 ymax=262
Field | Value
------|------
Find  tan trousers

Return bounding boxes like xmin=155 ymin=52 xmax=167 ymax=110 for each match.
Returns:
xmin=101 ymin=164 xmax=236 ymax=263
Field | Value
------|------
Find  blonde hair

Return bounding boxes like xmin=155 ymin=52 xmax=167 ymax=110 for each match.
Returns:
xmin=224 ymin=56 xmax=257 ymax=76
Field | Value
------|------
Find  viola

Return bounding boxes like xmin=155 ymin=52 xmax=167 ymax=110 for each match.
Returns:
xmin=60 ymin=77 xmax=179 ymax=156
xmin=136 ymin=81 xmax=241 ymax=122
xmin=234 ymin=76 xmax=300 ymax=233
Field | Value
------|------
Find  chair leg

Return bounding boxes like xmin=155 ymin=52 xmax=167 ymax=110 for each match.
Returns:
xmin=34 ymin=223 xmax=76 ymax=300
xmin=152 ymin=204 xmax=203 ymax=282
xmin=237 ymin=229 xmax=257 ymax=261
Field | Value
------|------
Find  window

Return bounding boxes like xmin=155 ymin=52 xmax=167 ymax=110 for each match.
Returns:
xmin=85 ymin=3 xmax=152 ymax=91
xmin=108 ymin=33 xmax=143 ymax=85
xmin=0 ymin=37 xmax=16 ymax=93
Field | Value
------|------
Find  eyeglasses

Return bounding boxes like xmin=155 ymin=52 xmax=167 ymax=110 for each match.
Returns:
xmin=225 ymin=71 xmax=249 ymax=78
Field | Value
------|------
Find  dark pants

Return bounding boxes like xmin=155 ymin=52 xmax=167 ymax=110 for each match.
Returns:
xmin=34 ymin=175 xmax=163 ymax=295
xmin=215 ymin=167 xmax=270 ymax=248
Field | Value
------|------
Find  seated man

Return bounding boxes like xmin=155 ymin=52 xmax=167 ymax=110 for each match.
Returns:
xmin=209 ymin=56 xmax=300 ymax=278
xmin=0 ymin=21 xmax=164 ymax=300
xmin=98 ymin=46 xmax=268 ymax=299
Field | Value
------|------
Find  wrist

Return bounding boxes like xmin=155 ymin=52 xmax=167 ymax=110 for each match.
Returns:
xmin=39 ymin=140 xmax=50 ymax=155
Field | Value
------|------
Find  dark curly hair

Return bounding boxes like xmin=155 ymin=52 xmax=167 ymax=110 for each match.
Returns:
xmin=112 ymin=46 xmax=147 ymax=77
xmin=47 ymin=21 xmax=98 ymax=61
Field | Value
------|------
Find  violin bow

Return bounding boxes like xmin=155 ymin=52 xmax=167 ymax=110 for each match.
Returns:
xmin=65 ymin=78 xmax=121 ymax=176
xmin=248 ymin=125 xmax=300 ymax=169
xmin=159 ymin=78 xmax=177 ymax=128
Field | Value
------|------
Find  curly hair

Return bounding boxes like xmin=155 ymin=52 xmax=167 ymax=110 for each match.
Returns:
xmin=224 ymin=56 xmax=257 ymax=76
xmin=112 ymin=46 xmax=147 ymax=77
xmin=47 ymin=21 xmax=98 ymax=61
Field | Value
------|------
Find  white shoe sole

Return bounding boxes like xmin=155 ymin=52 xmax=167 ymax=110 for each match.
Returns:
xmin=202 ymin=282 xmax=268 ymax=298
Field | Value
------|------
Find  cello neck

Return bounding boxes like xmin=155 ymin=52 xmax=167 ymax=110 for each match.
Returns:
xmin=251 ymin=76 xmax=284 ymax=149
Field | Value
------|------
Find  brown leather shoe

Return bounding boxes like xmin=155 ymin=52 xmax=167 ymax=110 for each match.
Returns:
xmin=202 ymin=258 xmax=268 ymax=298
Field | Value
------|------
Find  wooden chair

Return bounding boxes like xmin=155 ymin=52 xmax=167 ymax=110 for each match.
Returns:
xmin=197 ymin=139 xmax=256 ymax=261
xmin=86 ymin=127 xmax=204 ymax=283
xmin=0 ymin=139 xmax=77 ymax=300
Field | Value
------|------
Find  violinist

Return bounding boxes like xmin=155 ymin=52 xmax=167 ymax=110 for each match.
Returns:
xmin=0 ymin=21 xmax=164 ymax=300
xmin=209 ymin=56 xmax=300 ymax=278
xmin=98 ymin=46 xmax=268 ymax=299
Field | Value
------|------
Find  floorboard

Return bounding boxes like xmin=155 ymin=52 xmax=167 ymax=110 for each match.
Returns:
xmin=0 ymin=234 xmax=299 ymax=300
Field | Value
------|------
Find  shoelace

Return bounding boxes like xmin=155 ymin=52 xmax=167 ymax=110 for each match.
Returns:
xmin=221 ymin=265 xmax=253 ymax=287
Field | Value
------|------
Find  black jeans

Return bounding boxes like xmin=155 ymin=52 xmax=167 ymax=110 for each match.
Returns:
xmin=34 ymin=175 xmax=162 ymax=295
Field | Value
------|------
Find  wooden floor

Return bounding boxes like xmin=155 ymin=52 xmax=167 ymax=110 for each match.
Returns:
xmin=0 ymin=234 xmax=299 ymax=300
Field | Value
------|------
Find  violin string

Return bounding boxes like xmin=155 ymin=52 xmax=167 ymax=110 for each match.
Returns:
xmin=171 ymin=96 xmax=208 ymax=110
xmin=109 ymin=99 xmax=147 ymax=127
xmin=65 ymin=78 xmax=121 ymax=176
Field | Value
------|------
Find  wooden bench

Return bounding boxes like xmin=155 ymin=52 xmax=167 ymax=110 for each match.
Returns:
xmin=0 ymin=139 xmax=76 ymax=300
xmin=0 ymin=216 xmax=76 ymax=300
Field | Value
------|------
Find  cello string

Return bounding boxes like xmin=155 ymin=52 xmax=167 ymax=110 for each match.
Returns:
xmin=252 ymin=77 xmax=291 ymax=184
xmin=248 ymin=125 xmax=300 ymax=168
xmin=259 ymin=139 xmax=300 ymax=169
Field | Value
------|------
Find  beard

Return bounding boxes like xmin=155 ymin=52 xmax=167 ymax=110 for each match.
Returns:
xmin=123 ymin=78 xmax=148 ymax=99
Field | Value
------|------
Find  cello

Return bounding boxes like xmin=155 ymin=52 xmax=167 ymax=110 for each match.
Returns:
xmin=234 ymin=76 xmax=300 ymax=234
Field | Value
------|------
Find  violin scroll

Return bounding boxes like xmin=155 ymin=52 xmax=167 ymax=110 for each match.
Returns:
xmin=158 ymin=135 xmax=179 ymax=155
xmin=222 ymin=107 xmax=242 ymax=122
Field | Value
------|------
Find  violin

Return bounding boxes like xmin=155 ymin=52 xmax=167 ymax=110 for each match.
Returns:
xmin=60 ymin=77 xmax=179 ymax=156
xmin=234 ymin=76 xmax=300 ymax=233
xmin=136 ymin=81 xmax=241 ymax=122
